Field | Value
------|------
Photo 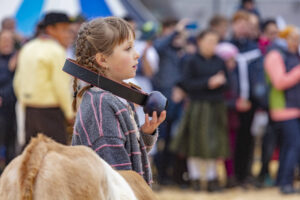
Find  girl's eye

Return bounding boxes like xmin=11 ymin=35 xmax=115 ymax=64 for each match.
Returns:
xmin=126 ymin=46 xmax=132 ymax=51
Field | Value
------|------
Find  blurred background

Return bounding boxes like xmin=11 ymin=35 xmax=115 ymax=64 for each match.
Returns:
xmin=2 ymin=0 xmax=300 ymax=36
xmin=1 ymin=0 xmax=300 ymax=199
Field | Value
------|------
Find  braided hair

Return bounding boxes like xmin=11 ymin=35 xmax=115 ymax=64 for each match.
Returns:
xmin=72 ymin=16 xmax=135 ymax=112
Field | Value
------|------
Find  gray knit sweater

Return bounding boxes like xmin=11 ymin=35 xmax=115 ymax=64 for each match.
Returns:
xmin=72 ymin=88 xmax=158 ymax=184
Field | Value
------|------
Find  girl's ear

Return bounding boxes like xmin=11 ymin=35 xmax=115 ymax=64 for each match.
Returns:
xmin=95 ymin=53 xmax=107 ymax=68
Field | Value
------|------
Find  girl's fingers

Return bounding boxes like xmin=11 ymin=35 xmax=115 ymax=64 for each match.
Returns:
xmin=158 ymin=111 xmax=167 ymax=123
xmin=151 ymin=111 xmax=158 ymax=125
xmin=143 ymin=111 xmax=167 ymax=133
xmin=144 ymin=114 xmax=150 ymax=126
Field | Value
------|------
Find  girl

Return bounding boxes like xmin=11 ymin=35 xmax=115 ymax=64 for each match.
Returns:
xmin=171 ymin=30 xmax=229 ymax=192
xmin=71 ymin=17 xmax=166 ymax=185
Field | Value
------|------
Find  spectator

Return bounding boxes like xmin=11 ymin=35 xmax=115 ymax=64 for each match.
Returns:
xmin=209 ymin=15 xmax=229 ymax=41
xmin=1 ymin=17 xmax=25 ymax=50
xmin=231 ymin=11 xmax=257 ymax=51
xmin=264 ymin=26 xmax=300 ymax=194
xmin=134 ymin=21 xmax=160 ymax=124
xmin=248 ymin=13 xmax=260 ymax=41
xmin=152 ymin=18 xmax=188 ymax=185
xmin=67 ymin=14 xmax=87 ymax=59
xmin=216 ymin=42 xmax=240 ymax=188
xmin=123 ymin=15 xmax=137 ymax=31
xmin=123 ymin=15 xmax=140 ymax=39
xmin=239 ymin=0 xmax=260 ymax=18
xmin=255 ymin=19 xmax=280 ymax=188
xmin=135 ymin=21 xmax=160 ymax=92
xmin=230 ymin=10 xmax=262 ymax=186
xmin=258 ymin=19 xmax=279 ymax=55
xmin=0 ymin=30 xmax=17 ymax=171
xmin=13 ymin=12 xmax=74 ymax=146
xmin=158 ymin=18 xmax=178 ymax=37
xmin=172 ymin=30 xmax=229 ymax=192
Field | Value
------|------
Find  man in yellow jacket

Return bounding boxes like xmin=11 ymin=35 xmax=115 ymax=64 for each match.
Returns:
xmin=14 ymin=12 xmax=74 ymax=145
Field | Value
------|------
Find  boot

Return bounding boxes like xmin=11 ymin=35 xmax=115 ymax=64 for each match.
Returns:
xmin=207 ymin=179 xmax=223 ymax=192
xmin=226 ymin=176 xmax=238 ymax=188
xmin=191 ymin=179 xmax=201 ymax=191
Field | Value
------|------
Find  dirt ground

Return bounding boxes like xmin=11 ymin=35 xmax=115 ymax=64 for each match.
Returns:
xmin=153 ymin=160 xmax=300 ymax=200
xmin=155 ymin=187 xmax=300 ymax=200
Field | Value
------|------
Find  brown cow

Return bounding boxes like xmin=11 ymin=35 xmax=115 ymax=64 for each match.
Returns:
xmin=0 ymin=134 xmax=158 ymax=200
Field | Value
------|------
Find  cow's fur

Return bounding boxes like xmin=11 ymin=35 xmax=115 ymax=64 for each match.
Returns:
xmin=0 ymin=134 xmax=157 ymax=200
xmin=119 ymin=170 xmax=158 ymax=200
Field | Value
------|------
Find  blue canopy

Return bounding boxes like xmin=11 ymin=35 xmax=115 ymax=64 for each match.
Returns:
xmin=15 ymin=0 xmax=116 ymax=36
xmin=1 ymin=0 xmax=156 ymax=37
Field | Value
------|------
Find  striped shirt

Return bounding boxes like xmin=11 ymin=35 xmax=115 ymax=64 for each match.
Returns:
xmin=72 ymin=88 xmax=158 ymax=185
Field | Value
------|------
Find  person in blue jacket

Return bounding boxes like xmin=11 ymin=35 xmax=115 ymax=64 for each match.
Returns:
xmin=0 ymin=30 xmax=17 ymax=172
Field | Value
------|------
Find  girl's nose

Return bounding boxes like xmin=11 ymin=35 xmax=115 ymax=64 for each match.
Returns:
xmin=134 ymin=49 xmax=140 ymax=60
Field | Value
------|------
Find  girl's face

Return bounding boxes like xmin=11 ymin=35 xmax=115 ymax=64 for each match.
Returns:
xmin=198 ymin=32 xmax=219 ymax=58
xmin=104 ymin=33 xmax=140 ymax=83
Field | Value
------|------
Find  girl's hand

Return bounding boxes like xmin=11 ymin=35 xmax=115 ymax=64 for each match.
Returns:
xmin=208 ymin=71 xmax=226 ymax=89
xmin=172 ymin=86 xmax=186 ymax=103
xmin=141 ymin=111 xmax=166 ymax=135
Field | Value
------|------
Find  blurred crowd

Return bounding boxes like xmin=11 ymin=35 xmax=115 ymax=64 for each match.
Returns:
xmin=1 ymin=0 xmax=300 ymax=195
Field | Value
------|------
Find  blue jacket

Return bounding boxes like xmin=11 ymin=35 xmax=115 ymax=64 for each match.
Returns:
xmin=152 ymin=32 xmax=182 ymax=93
xmin=0 ymin=53 xmax=16 ymax=114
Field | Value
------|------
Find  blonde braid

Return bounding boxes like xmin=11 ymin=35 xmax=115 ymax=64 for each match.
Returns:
xmin=77 ymin=85 xmax=93 ymax=98
xmin=72 ymin=22 xmax=105 ymax=112
xmin=76 ymin=23 xmax=105 ymax=74
xmin=72 ymin=78 xmax=78 ymax=112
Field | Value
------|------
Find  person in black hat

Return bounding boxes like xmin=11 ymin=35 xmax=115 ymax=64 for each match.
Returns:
xmin=41 ymin=12 xmax=72 ymax=49
xmin=13 ymin=12 xmax=74 ymax=146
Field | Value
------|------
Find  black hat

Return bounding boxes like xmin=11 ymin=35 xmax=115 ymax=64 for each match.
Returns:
xmin=42 ymin=12 xmax=71 ymax=27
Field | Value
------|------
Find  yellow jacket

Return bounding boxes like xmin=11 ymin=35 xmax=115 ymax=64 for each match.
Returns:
xmin=14 ymin=37 xmax=73 ymax=119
